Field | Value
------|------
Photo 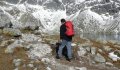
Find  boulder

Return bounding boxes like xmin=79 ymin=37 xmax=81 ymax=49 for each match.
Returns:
xmin=103 ymin=46 xmax=112 ymax=52
xmin=27 ymin=43 xmax=52 ymax=59
xmin=90 ymin=47 xmax=97 ymax=55
xmin=19 ymin=13 xmax=41 ymax=30
xmin=94 ymin=53 xmax=106 ymax=63
xmin=22 ymin=34 xmax=39 ymax=43
xmin=0 ymin=13 xmax=11 ymax=28
xmin=77 ymin=46 xmax=87 ymax=57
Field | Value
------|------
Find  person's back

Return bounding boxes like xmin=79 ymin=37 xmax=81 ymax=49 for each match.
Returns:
xmin=60 ymin=23 xmax=72 ymax=41
xmin=56 ymin=18 xmax=74 ymax=62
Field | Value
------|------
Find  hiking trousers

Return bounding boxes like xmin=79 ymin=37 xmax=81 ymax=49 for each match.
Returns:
xmin=58 ymin=39 xmax=72 ymax=59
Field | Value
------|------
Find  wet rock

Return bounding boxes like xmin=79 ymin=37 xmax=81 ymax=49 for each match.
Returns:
xmin=3 ymin=28 xmax=22 ymax=37
xmin=94 ymin=53 xmax=106 ymax=63
xmin=28 ymin=43 xmax=52 ymax=59
xmin=22 ymin=34 xmax=39 ymax=42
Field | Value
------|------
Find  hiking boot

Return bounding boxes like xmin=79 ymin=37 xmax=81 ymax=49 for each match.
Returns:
xmin=66 ymin=58 xmax=71 ymax=62
xmin=56 ymin=55 xmax=60 ymax=59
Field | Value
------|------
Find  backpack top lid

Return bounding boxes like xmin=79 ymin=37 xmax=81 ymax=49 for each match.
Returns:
xmin=66 ymin=21 xmax=72 ymax=24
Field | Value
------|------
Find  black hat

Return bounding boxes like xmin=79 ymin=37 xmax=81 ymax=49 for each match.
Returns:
xmin=61 ymin=19 xmax=66 ymax=23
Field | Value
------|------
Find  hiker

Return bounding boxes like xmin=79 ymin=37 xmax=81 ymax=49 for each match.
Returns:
xmin=56 ymin=18 xmax=74 ymax=61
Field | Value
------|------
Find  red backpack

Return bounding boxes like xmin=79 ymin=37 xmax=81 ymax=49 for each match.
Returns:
xmin=65 ymin=21 xmax=74 ymax=36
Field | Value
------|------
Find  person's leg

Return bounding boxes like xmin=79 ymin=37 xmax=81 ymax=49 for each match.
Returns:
xmin=57 ymin=40 xmax=66 ymax=58
xmin=66 ymin=41 xmax=72 ymax=59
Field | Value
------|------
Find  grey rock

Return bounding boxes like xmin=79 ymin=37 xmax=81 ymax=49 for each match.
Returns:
xmin=106 ymin=62 xmax=113 ymax=66
xmin=5 ymin=40 xmax=23 ymax=53
xmin=75 ymin=67 xmax=87 ymax=70
xmin=3 ymin=28 xmax=22 ymax=36
xmin=53 ymin=64 xmax=71 ymax=70
xmin=77 ymin=46 xmax=87 ymax=57
xmin=94 ymin=53 xmax=106 ymax=63
xmin=22 ymin=34 xmax=39 ymax=42
xmin=34 ymin=30 xmax=41 ymax=35
xmin=71 ymin=43 xmax=77 ymax=47
xmin=27 ymin=64 xmax=34 ymax=68
xmin=0 ymin=29 xmax=2 ymax=34
xmin=49 ymin=40 xmax=58 ymax=45
xmin=46 ymin=67 xmax=52 ymax=70
xmin=14 ymin=68 xmax=18 ymax=70
xmin=19 ymin=13 xmax=41 ymax=30
xmin=0 ymin=40 xmax=11 ymax=47
xmin=6 ymin=0 xmax=19 ymax=4
xmin=85 ymin=46 xmax=91 ymax=52
xmin=43 ymin=0 xmax=64 ymax=10
xmin=114 ymin=45 xmax=120 ymax=49
xmin=116 ymin=41 xmax=120 ymax=45
xmin=103 ymin=46 xmax=112 ymax=52
xmin=96 ymin=40 xmax=107 ymax=44
xmin=0 ymin=13 xmax=11 ymax=28
xmin=34 ymin=68 xmax=38 ymax=70
xmin=98 ymin=49 xmax=103 ymax=53
xmin=90 ymin=47 xmax=97 ymax=55
xmin=41 ymin=58 xmax=51 ymax=64
xmin=13 ymin=59 xmax=22 ymax=67
xmin=28 ymin=43 xmax=52 ymax=59
xmin=108 ymin=40 xmax=117 ymax=44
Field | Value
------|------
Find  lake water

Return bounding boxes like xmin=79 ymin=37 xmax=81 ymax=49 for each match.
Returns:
xmin=80 ymin=33 xmax=120 ymax=41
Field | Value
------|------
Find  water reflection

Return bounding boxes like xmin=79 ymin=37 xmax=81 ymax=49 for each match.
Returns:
xmin=80 ymin=33 xmax=120 ymax=41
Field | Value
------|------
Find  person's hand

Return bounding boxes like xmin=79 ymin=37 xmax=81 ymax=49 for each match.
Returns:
xmin=59 ymin=39 xmax=62 ymax=43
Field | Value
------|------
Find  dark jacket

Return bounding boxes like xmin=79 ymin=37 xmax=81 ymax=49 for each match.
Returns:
xmin=60 ymin=24 xmax=72 ymax=41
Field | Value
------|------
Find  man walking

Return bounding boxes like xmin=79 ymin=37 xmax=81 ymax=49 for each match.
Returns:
xmin=56 ymin=19 xmax=74 ymax=61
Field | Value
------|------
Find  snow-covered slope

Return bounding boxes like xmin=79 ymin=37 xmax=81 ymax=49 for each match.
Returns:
xmin=0 ymin=0 xmax=120 ymax=34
